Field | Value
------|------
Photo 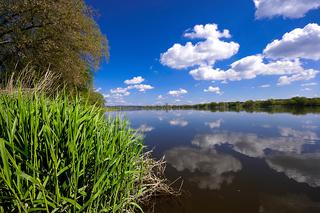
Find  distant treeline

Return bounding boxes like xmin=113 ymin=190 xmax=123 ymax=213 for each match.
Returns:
xmin=109 ymin=97 xmax=320 ymax=114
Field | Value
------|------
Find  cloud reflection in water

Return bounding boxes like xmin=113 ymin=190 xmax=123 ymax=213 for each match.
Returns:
xmin=165 ymin=147 xmax=242 ymax=190
xmin=169 ymin=119 xmax=188 ymax=127
xmin=190 ymin=127 xmax=320 ymax=187
xmin=266 ymin=153 xmax=320 ymax=187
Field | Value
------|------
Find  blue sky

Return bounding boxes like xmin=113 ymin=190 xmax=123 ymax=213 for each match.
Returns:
xmin=88 ymin=0 xmax=320 ymax=105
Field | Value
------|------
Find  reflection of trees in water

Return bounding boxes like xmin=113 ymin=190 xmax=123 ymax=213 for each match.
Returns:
xmin=259 ymin=194 xmax=320 ymax=213
xmin=165 ymin=147 xmax=242 ymax=190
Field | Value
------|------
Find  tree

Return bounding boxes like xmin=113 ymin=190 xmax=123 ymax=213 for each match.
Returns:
xmin=0 ymin=0 xmax=108 ymax=89
xmin=243 ymin=100 xmax=256 ymax=109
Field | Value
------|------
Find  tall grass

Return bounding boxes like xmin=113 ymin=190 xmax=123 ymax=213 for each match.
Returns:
xmin=1 ymin=65 xmax=61 ymax=95
xmin=0 ymin=92 xmax=148 ymax=212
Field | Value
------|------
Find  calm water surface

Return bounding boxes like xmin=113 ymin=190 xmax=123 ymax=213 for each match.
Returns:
xmin=111 ymin=110 xmax=320 ymax=213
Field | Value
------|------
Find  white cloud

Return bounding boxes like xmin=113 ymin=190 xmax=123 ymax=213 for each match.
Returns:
xmin=95 ymin=87 xmax=102 ymax=92
xmin=103 ymin=94 xmax=110 ymax=98
xmin=107 ymin=97 xmax=127 ymax=105
xmin=124 ymin=76 xmax=145 ymax=84
xmin=254 ymin=0 xmax=320 ymax=19
xmin=107 ymin=80 xmax=154 ymax=103
xmin=189 ymin=65 xmax=239 ymax=81
xmin=110 ymin=84 xmax=154 ymax=96
xmin=160 ymin=24 xmax=239 ymax=69
xmin=127 ymin=84 xmax=154 ymax=92
xmin=301 ymin=82 xmax=318 ymax=87
xmin=260 ymin=84 xmax=270 ymax=88
xmin=190 ymin=55 xmax=318 ymax=85
xmin=204 ymin=86 xmax=221 ymax=94
xmin=264 ymin=23 xmax=320 ymax=60
xmin=160 ymin=23 xmax=320 ymax=86
xmin=157 ymin=95 xmax=164 ymax=100
xmin=168 ymin=88 xmax=188 ymax=97
xmin=110 ymin=87 xmax=130 ymax=96
xmin=302 ymin=87 xmax=312 ymax=91
xmin=277 ymin=69 xmax=318 ymax=85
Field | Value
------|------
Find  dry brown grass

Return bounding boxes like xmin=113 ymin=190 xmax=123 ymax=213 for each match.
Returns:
xmin=1 ymin=64 xmax=61 ymax=95
xmin=137 ymin=152 xmax=183 ymax=211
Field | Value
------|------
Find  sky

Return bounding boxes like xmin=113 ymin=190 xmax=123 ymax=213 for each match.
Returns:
xmin=88 ymin=0 xmax=320 ymax=105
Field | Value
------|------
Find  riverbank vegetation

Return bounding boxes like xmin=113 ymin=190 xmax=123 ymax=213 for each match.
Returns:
xmin=0 ymin=91 xmax=175 ymax=212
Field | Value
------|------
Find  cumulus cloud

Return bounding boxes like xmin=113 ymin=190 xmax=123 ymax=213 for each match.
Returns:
xmin=168 ymin=88 xmax=188 ymax=97
xmin=189 ymin=55 xmax=318 ymax=85
xmin=264 ymin=23 xmax=320 ymax=60
xmin=204 ymin=86 xmax=221 ymax=94
xmin=95 ymin=87 xmax=102 ymax=92
xmin=107 ymin=97 xmax=127 ymax=105
xmin=301 ymin=88 xmax=312 ymax=91
xmin=124 ymin=76 xmax=145 ymax=84
xmin=160 ymin=24 xmax=239 ymax=69
xmin=169 ymin=119 xmax=188 ymax=127
xmin=301 ymin=82 xmax=318 ymax=87
xmin=103 ymin=94 xmax=110 ymax=98
xmin=110 ymin=87 xmax=130 ymax=96
xmin=105 ymin=80 xmax=154 ymax=105
xmin=109 ymin=83 xmax=154 ymax=98
xmin=260 ymin=84 xmax=270 ymax=88
xmin=127 ymin=84 xmax=154 ymax=92
xmin=277 ymin=70 xmax=319 ymax=85
xmin=157 ymin=95 xmax=164 ymax=100
xmin=160 ymin=23 xmax=319 ymax=86
xmin=110 ymin=87 xmax=127 ymax=94
xmin=165 ymin=147 xmax=242 ymax=190
xmin=254 ymin=0 xmax=320 ymax=19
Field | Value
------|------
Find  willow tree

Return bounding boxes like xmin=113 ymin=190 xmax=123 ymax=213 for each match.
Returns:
xmin=0 ymin=0 xmax=108 ymax=89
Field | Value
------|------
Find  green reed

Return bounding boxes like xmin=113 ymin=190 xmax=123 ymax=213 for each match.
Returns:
xmin=0 ymin=91 xmax=147 ymax=212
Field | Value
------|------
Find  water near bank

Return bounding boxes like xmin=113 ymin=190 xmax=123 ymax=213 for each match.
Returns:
xmin=111 ymin=110 xmax=320 ymax=213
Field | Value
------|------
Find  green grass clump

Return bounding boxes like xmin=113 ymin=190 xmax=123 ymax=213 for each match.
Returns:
xmin=0 ymin=92 xmax=146 ymax=212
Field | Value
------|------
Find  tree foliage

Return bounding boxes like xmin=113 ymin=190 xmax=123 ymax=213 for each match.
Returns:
xmin=0 ymin=0 xmax=109 ymax=89
xmin=111 ymin=97 xmax=320 ymax=115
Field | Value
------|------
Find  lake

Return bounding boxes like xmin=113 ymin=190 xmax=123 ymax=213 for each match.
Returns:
xmin=111 ymin=110 xmax=320 ymax=213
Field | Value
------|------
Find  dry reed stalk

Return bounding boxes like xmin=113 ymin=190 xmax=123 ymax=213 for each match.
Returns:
xmin=1 ymin=64 xmax=61 ymax=95
xmin=137 ymin=152 xmax=183 ymax=204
